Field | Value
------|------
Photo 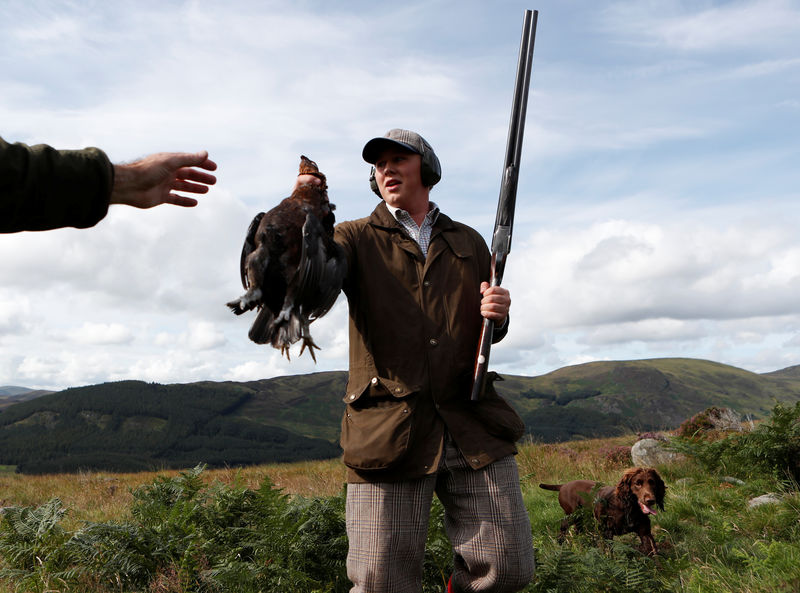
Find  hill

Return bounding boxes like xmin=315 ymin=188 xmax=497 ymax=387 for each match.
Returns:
xmin=497 ymin=357 xmax=800 ymax=441
xmin=0 ymin=358 xmax=798 ymax=473
xmin=0 ymin=379 xmax=341 ymax=474
xmin=0 ymin=386 xmax=53 ymax=411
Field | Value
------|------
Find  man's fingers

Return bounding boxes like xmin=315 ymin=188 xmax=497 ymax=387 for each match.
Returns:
xmin=196 ymin=156 xmax=218 ymax=172
xmin=166 ymin=194 xmax=200 ymax=208
xmin=163 ymin=151 xmax=218 ymax=172
xmin=172 ymin=172 xmax=217 ymax=193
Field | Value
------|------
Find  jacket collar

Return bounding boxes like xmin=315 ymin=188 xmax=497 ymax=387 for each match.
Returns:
xmin=368 ymin=201 xmax=470 ymax=263
xmin=369 ymin=200 xmax=455 ymax=232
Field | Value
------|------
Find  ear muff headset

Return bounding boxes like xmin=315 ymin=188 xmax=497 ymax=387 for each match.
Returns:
xmin=369 ymin=167 xmax=381 ymax=197
xmin=367 ymin=134 xmax=442 ymax=197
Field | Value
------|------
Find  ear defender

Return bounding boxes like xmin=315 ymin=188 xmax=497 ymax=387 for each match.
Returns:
xmin=418 ymin=137 xmax=442 ymax=188
xmin=369 ymin=166 xmax=381 ymax=197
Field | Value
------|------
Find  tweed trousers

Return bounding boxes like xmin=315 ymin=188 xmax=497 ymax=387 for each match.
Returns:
xmin=345 ymin=435 xmax=535 ymax=593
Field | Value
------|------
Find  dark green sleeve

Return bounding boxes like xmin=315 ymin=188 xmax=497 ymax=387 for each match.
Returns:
xmin=0 ymin=136 xmax=113 ymax=233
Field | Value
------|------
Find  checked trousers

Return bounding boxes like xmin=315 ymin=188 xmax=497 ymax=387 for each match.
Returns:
xmin=345 ymin=435 xmax=535 ymax=593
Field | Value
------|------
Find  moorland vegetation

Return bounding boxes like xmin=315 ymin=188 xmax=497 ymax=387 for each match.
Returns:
xmin=0 ymin=401 xmax=798 ymax=592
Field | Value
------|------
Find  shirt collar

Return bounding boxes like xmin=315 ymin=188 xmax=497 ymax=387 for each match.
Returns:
xmin=385 ymin=201 xmax=441 ymax=225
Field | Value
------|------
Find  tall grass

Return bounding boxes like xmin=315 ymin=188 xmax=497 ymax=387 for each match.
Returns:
xmin=1 ymin=414 xmax=799 ymax=593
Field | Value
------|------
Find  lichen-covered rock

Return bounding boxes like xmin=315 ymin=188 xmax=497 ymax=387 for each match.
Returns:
xmin=631 ymin=437 xmax=685 ymax=466
xmin=748 ymin=494 xmax=781 ymax=508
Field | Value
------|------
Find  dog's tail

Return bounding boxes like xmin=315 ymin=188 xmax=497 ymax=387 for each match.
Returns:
xmin=539 ymin=483 xmax=562 ymax=491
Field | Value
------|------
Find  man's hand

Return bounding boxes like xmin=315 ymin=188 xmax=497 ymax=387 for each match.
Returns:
xmin=294 ymin=173 xmax=321 ymax=192
xmin=480 ymin=282 xmax=510 ymax=325
xmin=110 ymin=151 xmax=218 ymax=209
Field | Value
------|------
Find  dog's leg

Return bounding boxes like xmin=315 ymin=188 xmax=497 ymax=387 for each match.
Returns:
xmin=639 ymin=534 xmax=657 ymax=556
xmin=558 ymin=517 xmax=570 ymax=543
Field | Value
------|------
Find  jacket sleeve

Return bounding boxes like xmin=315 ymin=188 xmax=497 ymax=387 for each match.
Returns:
xmin=1 ymin=136 xmax=113 ymax=233
xmin=333 ymin=218 xmax=359 ymax=296
xmin=492 ymin=314 xmax=509 ymax=344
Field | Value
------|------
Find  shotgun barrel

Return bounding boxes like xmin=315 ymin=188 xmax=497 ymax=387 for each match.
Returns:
xmin=470 ymin=9 xmax=538 ymax=401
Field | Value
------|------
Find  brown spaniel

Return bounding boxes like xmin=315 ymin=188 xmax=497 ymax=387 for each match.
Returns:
xmin=540 ymin=467 xmax=666 ymax=555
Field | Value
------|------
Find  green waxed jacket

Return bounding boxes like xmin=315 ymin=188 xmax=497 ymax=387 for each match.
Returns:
xmin=334 ymin=201 xmax=525 ymax=483
xmin=1 ymin=136 xmax=113 ymax=233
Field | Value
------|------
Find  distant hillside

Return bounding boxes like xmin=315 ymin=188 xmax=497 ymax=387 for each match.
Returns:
xmin=1 ymin=359 xmax=798 ymax=473
xmin=0 ymin=386 xmax=33 ymax=397
xmin=761 ymin=364 xmax=800 ymax=381
xmin=0 ymin=386 xmax=53 ymax=411
xmin=495 ymin=358 xmax=800 ymax=441
xmin=0 ymin=379 xmax=341 ymax=474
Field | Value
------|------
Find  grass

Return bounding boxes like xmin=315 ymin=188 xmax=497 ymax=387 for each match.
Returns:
xmin=0 ymin=458 xmax=346 ymax=528
xmin=0 ymin=433 xmax=798 ymax=592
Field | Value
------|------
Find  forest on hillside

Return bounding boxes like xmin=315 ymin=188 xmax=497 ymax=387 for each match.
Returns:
xmin=0 ymin=381 xmax=340 ymax=474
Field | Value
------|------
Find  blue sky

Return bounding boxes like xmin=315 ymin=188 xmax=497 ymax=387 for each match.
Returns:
xmin=1 ymin=0 xmax=799 ymax=390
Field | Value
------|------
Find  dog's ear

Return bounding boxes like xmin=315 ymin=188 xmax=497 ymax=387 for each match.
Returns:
xmin=616 ymin=467 xmax=636 ymax=500
xmin=654 ymin=471 xmax=667 ymax=511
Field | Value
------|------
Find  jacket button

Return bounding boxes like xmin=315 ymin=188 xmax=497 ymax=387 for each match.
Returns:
xmin=371 ymin=377 xmax=378 ymax=385
xmin=429 ymin=338 xmax=438 ymax=346
xmin=394 ymin=387 xmax=402 ymax=393
xmin=423 ymin=280 xmax=431 ymax=287
xmin=348 ymin=394 xmax=356 ymax=400
xmin=471 ymin=458 xmax=479 ymax=464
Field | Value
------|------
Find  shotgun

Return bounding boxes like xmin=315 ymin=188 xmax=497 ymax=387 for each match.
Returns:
xmin=470 ymin=9 xmax=538 ymax=401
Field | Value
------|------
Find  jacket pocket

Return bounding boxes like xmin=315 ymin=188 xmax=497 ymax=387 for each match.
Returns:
xmin=340 ymin=394 xmax=414 ymax=471
xmin=473 ymin=372 xmax=525 ymax=442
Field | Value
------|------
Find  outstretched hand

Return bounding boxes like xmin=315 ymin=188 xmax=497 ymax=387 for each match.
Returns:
xmin=110 ymin=151 xmax=218 ymax=209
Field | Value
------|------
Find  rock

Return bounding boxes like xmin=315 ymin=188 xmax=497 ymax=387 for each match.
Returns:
xmin=631 ymin=438 xmax=685 ymax=467
xmin=748 ymin=494 xmax=782 ymax=508
xmin=721 ymin=476 xmax=745 ymax=485
xmin=706 ymin=407 xmax=745 ymax=432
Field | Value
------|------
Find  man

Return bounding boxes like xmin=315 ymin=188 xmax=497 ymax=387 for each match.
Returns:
xmin=1 ymin=135 xmax=217 ymax=233
xmin=298 ymin=129 xmax=534 ymax=593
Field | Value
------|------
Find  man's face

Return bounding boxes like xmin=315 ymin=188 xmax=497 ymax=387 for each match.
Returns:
xmin=373 ymin=146 xmax=428 ymax=210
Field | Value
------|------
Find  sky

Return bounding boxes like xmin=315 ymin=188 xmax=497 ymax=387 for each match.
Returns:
xmin=1 ymin=0 xmax=799 ymax=391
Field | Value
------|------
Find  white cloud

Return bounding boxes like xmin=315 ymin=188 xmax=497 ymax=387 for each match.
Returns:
xmin=601 ymin=0 xmax=800 ymax=51
xmin=1 ymin=0 xmax=799 ymax=389
xmin=503 ymin=205 xmax=800 ymax=355
xmin=68 ymin=322 xmax=133 ymax=345
xmin=0 ymin=293 xmax=30 ymax=334
xmin=224 ymin=360 xmax=280 ymax=383
xmin=184 ymin=321 xmax=227 ymax=351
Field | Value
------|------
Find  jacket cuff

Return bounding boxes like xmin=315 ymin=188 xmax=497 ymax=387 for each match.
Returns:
xmin=491 ymin=315 xmax=509 ymax=344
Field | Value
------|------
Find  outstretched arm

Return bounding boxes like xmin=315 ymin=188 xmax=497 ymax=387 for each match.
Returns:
xmin=110 ymin=151 xmax=218 ymax=209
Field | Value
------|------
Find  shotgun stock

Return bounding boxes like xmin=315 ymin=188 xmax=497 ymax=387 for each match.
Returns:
xmin=470 ymin=9 xmax=538 ymax=401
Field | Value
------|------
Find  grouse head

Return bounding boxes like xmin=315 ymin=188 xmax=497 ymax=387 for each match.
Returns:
xmin=299 ymin=155 xmax=327 ymax=190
